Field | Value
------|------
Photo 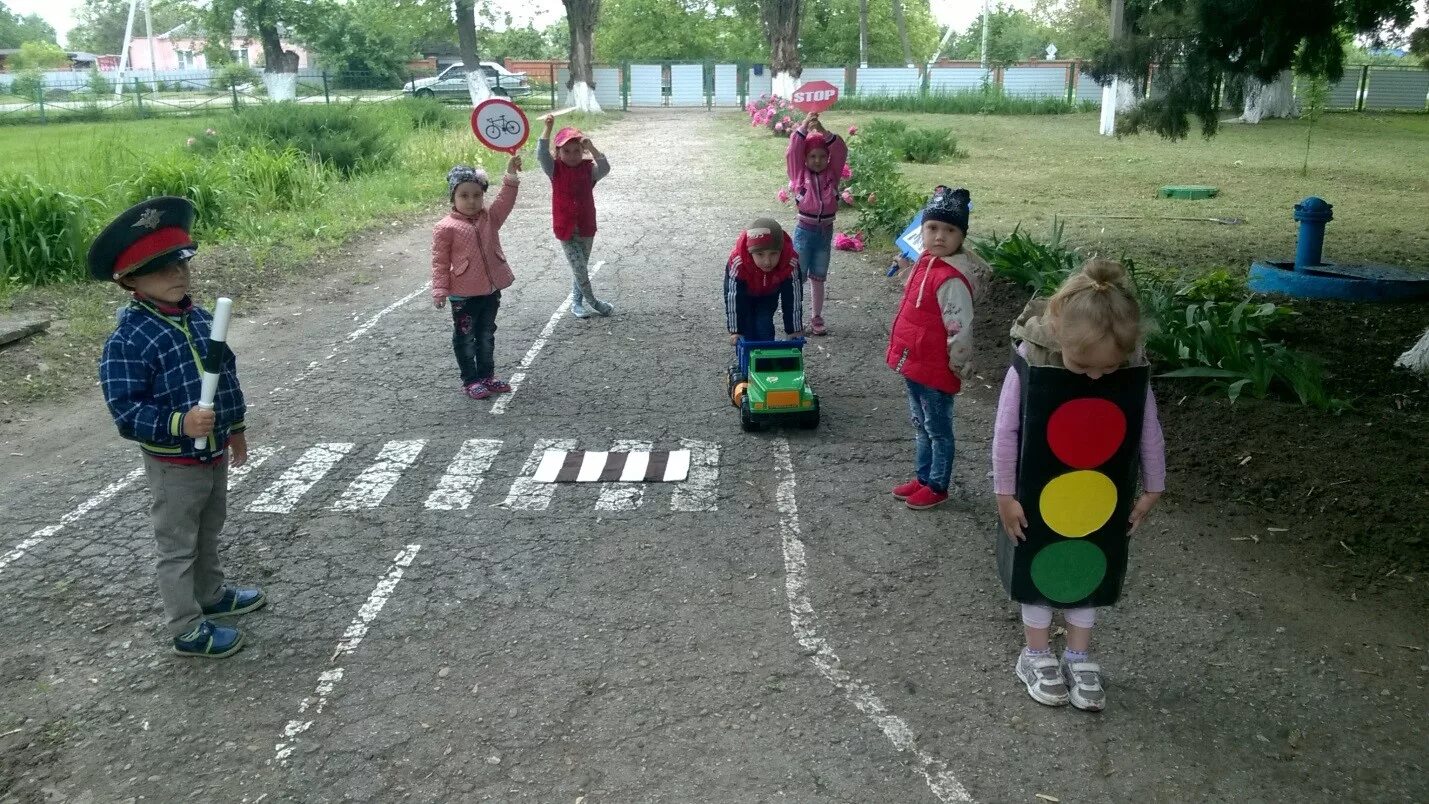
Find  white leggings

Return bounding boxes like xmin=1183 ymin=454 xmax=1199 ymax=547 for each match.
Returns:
xmin=1021 ymin=604 xmax=1096 ymax=630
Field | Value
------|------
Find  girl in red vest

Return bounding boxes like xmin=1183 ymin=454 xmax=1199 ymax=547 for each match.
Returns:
xmin=886 ymin=186 xmax=989 ymax=510
xmin=538 ymin=113 xmax=614 ymax=319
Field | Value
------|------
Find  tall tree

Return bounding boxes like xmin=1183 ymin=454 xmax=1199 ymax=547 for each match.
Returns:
xmin=563 ymin=0 xmax=602 ymax=112
xmin=69 ymin=0 xmax=193 ymax=55
xmin=454 ymin=0 xmax=492 ymax=103
xmin=1031 ymin=0 xmax=1108 ymax=59
xmin=0 ymin=5 xmax=58 ymax=47
xmin=803 ymin=0 xmax=937 ymax=67
xmin=758 ymin=0 xmax=802 ymax=96
xmin=891 ymin=0 xmax=914 ymax=67
xmin=205 ymin=0 xmax=330 ymax=96
xmin=596 ymin=0 xmax=712 ymax=61
xmin=949 ymin=3 xmax=1048 ymax=66
xmin=1093 ymin=0 xmax=1418 ymax=139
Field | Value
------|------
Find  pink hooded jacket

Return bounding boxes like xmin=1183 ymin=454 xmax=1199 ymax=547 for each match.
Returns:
xmin=431 ymin=175 xmax=518 ymax=301
xmin=786 ymin=125 xmax=848 ymax=231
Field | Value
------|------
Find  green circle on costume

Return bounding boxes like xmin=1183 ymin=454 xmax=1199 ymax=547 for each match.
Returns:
xmin=1030 ymin=541 xmax=1107 ymax=604
xmin=1039 ymin=470 xmax=1117 ymax=537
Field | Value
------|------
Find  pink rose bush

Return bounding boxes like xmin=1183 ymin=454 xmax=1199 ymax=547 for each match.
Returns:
xmin=834 ymin=231 xmax=866 ymax=252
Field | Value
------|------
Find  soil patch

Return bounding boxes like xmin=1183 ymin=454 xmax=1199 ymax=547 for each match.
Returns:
xmin=970 ymin=276 xmax=1429 ymax=595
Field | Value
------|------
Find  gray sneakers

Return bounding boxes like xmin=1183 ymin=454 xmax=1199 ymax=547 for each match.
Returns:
xmin=571 ymin=297 xmax=591 ymax=319
xmin=1015 ymin=649 xmax=1070 ymax=706
xmin=591 ymin=300 xmax=614 ymax=316
xmin=1061 ymin=659 xmax=1106 ymax=712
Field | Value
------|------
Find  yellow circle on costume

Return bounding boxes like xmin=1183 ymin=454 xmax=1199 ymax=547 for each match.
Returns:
xmin=1039 ymin=471 xmax=1117 ymax=538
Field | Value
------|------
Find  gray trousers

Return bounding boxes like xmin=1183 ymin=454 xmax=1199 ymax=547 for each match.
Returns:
xmin=561 ymin=236 xmax=603 ymax=305
xmin=143 ymin=455 xmax=228 ymax=637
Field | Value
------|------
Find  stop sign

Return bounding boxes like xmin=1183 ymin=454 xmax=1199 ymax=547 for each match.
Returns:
xmin=791 ymin=80 xmax=839 ymax=113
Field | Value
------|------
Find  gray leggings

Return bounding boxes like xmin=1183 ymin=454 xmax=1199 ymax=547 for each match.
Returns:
xmin=560 ymin=236 xmax=603 ymax=305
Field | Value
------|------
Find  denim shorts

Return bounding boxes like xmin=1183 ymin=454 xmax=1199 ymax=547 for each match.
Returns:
xmin=794 ymin=224 xmax=833 ymax=281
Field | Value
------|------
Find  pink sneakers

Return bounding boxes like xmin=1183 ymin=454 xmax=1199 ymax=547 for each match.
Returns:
xmin=892 ymin=479 xmax=925 ymax=500
xmin=904 ymin=485 xmax=950 ymax=510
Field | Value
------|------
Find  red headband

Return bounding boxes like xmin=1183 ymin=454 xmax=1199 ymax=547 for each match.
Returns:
xmin=113 ymin=227 xmax=193 ymax=279
xmin=745 ymin=227 xmax=780 ymax=251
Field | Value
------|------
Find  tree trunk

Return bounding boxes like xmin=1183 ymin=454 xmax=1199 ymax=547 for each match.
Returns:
xmin=455 ymin=0 xmax=492 ymax=105
xmin=892 ymin=0 xmax=914 ymax=68
xmin=1241 ymin=70 xmax=1298 ymax=124
xmin=563 ymin=0 xmax=602 ymax=113
xmin=858 ymin=0 xmax=868 ymax=68
xmin=258 ymin=21 xmax=296 ymax=100
xmin=759 ymin=0 xmax=803 ymax=98
xmin=1396 ymin=327 xmax=1429 ymax=375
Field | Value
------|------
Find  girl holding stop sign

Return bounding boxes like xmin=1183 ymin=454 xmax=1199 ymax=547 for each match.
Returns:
xmin=786 ymin=112 xmax=847 ymax=336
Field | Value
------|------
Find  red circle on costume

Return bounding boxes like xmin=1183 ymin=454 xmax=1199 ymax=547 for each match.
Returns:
xmin=1047 ymin=397 xmax=1125 ymax=469
xmin=471 ymin=98 xmax=530 ymax=154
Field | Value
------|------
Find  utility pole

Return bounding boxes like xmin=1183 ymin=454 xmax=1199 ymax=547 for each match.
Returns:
xmin=114 ymin=0 xmax=139 ymax=95
xmin=143 ymin=0 xmax=158 ymax=90
xmin=979 ymin=0 xmax=991 ymax=83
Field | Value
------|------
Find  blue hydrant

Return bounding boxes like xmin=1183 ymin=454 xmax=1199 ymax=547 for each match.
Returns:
xmin=1293 ymin=197 xmax=1333 ymax=270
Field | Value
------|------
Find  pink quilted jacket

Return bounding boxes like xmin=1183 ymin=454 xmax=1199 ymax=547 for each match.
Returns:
xmin=431 ymin=175 xmax=518 ymax=301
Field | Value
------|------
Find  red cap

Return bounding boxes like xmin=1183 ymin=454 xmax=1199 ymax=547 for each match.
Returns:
xmin=554 ymin=127 xmax=584 ymax=147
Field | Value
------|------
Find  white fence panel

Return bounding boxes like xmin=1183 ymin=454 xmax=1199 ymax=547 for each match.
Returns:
xmin=928 ymin=67 xmax=985 ymax=93
xmin=1075 ymin=72 xmax=1103 ymax=104
xmin=1324 ymin=73 xmax=1361 ymax=108
xmin=855 ymin=67 xmax=920 ymax=95
xmin=629 ymin=64 xmax=663 ymax=106
xmin=799 ymin=68 xmax=846 ymax=94
xmin=1364 ymin=68 xmax=1429 ymax=110
xmin=669 ymin=64 xmax=705 ymax=107
xmin=555 ymin=66 xmax=622 ymax=110
xmin=714 ymin=64 xmax=738 ymax=106
xmin=747 ymin=69 xmax=772 ymax=100
xmin=1003 ymin=66 xmax=1069 ymax=99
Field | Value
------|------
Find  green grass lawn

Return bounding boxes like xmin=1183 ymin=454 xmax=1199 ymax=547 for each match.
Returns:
xmin=735 ymin=111 xmax=1429 ymax=277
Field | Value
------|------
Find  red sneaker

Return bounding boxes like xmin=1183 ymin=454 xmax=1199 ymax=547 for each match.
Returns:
xmin=905 ymin=485 xmax=949 ymax=510
xmin=464 ymin=381 xmax=491 ymax=400
xmin=892 ymin=479 xmax=925 ymax=500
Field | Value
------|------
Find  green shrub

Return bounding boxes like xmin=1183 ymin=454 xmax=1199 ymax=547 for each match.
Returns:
xmin=973 ymin=223 xmax=1081 ymax=296
xmin=225 ymin=103 xmax=396 ymax=175
xmin=11 ymin=69 xmax=45 ymax=102
xmin=859 ymin=118 xmax=909 ymax=145
xmin=390 ymin=96 xmax=459 ymax=131
xmin=844 ymin=142 xmax=924 ymax=239
xmin=892 ymin=127 xmax=965 ymax=163
xmin=841 ymin=87 xmax=1093 ymax=116
xmin=87 ymin=68 xmax=114 ymax=97
xmin=216 ymin=62 xmax=262 ymax=89
xmin=225 ymin=146 xmax=330 ymax=211
xmin=122 ymin=155 xmax=227 ymax=232
xmin=0 ymin=175 xmax=93 ymax=287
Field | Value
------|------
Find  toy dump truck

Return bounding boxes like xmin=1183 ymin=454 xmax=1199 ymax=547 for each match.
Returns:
xmin=727 ymin=338 xmax=820 ymax=432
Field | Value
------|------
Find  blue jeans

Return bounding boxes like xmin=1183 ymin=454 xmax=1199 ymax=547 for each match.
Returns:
xmin=793 ymin=224 xmax=832 ymax=281
xmin=451 ymin=292 xmax=500 ymax=385
xmin=906 ymin=379 xmax=954 ymax=493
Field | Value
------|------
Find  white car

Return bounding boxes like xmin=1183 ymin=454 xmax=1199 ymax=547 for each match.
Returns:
xmin=404 ymin=62 xmax=532 ymax=99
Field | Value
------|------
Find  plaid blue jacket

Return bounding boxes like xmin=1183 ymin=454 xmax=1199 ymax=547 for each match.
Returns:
xmin=99 ymin=298 xmax=246 ymax=461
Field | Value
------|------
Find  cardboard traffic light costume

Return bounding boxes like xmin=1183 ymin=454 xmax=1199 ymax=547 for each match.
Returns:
xmin=996 ymin=352 xmax=1150 ymax=608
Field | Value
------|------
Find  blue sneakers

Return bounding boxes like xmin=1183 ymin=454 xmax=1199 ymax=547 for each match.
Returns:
xmin=173 ymin=620 xmax=244 ymax=659
xmin=202 ymin=586 xmax=267 ymax=618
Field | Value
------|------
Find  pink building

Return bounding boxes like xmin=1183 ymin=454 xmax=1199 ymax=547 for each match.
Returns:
xmin=126 ymin=23 xmax=310 ymax=72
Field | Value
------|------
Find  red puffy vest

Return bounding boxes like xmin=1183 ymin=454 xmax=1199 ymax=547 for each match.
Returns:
xmin=551 ymin=159 xmax=598 ymax=241
xmin=886 ymin=253 xmax=972 ymax=394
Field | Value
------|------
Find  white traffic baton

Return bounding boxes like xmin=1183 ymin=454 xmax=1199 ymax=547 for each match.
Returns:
xmin=194 ymin=297 xmax=233 ymax=450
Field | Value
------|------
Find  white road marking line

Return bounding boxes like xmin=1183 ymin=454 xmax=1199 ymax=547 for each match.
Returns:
xmin=576 ymin=451 xmax=609 ymax=482
xmin=269 ymin=282 xmax=430 ymax=395
xmin=424 ymin=439 xmax=503 ymax=511
xmin=247 ymin=443 xmax=354 ymax=514
xmin=490 ymin=260 xmax=605 ymax=415
xmin=331 ymin=440 xmax=426 ymax=511
xmin=671 ymin=439 xmax=721 ymax=512
xmin=0 ymin=468 xmax=145 ymax=578
xmin=228 ymin=445 xmax=280 ymax=491
xmin=276 ymin=544 xmax=419 ymax=763
xmin=597 ymin=440 xmax=652 ymax=511
xmin=499 ymin=439 xmax=577 ymax=510
xmin=772 ymin=439 xmax=974 ymax=803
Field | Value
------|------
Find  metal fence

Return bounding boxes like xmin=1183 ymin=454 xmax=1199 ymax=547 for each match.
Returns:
xmin=0 ymin=69 xmax=555 ymax=125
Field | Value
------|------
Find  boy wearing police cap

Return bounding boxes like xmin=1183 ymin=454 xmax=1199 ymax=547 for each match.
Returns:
xmin=93 ymin=197 xmax=265 ymax=659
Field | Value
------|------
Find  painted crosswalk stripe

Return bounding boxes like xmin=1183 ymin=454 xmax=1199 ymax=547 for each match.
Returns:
xmin=424 ymin=439 xmax=503 ymax=511
xmin=332 ymin=440 xmax=426 ymax=511
xmin=671 ymin=439 xmax=721 ymax=512
xmin=248 ymin=443 xmax=354 ymax=514
xmin=501 ymin=439 xmax=578 ymax=510
xmin=596 ymin=440 xmax=653 ymax=511
xmin=533 ymin=449 xmax=691 ymax=483
xmin=227 ymin=445 xmax=280 ymax=491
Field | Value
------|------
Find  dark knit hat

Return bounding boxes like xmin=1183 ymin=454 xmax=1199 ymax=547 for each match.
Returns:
xmin=923 ymin=186 xmax=972 ymax=234
xmin=447 ymin=165 xmax=489 ymax=200
xmin=745 ymin=218 xmax=785 ymax=252
xmin=87 ymin=196 xmax=198 ymax=282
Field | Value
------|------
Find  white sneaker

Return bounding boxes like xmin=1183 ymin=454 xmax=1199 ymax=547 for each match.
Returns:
xmin=1061 ymin=659 xmax=1106 ymax=712
xmin=570 ymin=298 xmax=590 ymax=319
xmin=1015 ymin=649 xmax=1069 ymax=707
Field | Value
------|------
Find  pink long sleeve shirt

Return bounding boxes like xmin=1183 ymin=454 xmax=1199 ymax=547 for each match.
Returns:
xmin=991 ymin=346 xmax=1167 ymax=496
